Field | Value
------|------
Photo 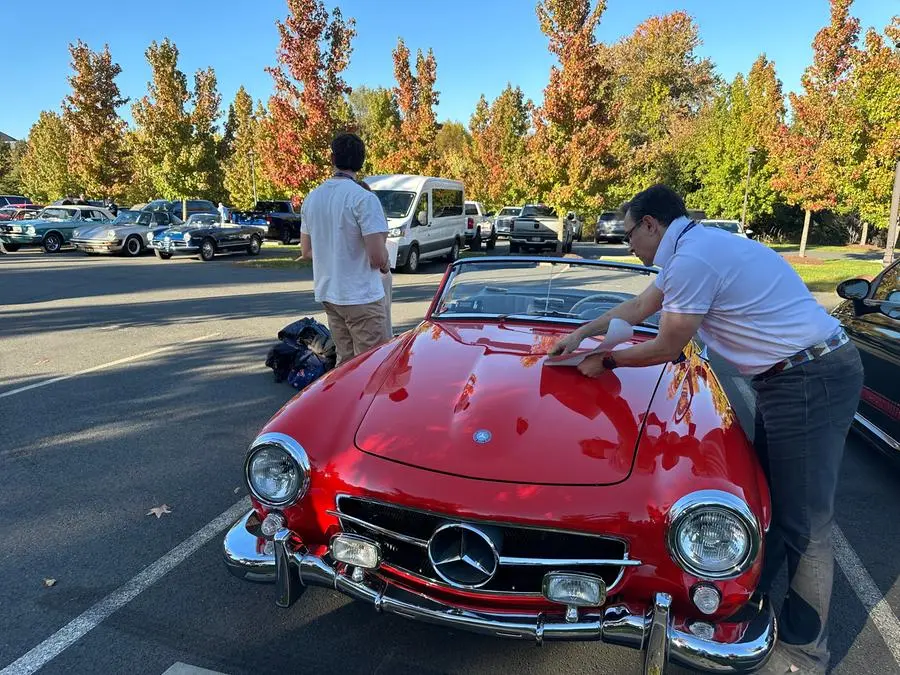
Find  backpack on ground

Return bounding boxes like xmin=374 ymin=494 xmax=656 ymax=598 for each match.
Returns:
xmin=265 ymin=317 xmax=336 ymax=386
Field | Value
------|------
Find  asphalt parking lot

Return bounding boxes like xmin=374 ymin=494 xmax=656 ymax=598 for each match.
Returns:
xmin=1 ymin=241 xmax=899 ymax=675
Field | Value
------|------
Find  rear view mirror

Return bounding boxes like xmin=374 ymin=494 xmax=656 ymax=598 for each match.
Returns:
xmin=836 ymin=278 xmax=870 ymax=300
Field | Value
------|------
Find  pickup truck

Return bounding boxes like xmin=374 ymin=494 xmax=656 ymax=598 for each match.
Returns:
xmin=463 ymin=200 xmax=496 ymax=250
xmin=509 ymin=204 xmax=574 ymax=254
xmin=231 ymin=200 xmax=302 ymax=244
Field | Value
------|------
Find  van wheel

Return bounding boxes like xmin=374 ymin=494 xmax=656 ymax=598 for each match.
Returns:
xmin=199 ymin=238 xmax=216 ymax=261
xmin=123 ymin=235 xmax=142 ymax=257
xmin=42 ymin=233 xmax=63 ymax=253
xmin=402 ymin=244 xmax=420 ymax=273
xmin=247 ymin=234 xmax=262 ymax=256
xmin=447 ymin=239 xmax=460 ymax=262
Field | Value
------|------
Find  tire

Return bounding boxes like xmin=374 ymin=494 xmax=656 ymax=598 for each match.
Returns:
xmin=123 ymin=235 xmax=142 ymax=257
xmin=485 ymin=234 xmax=496 ymax=251
xmin=42 ymin=232 xmax=63 ymax=253
xmin=247 ymin=234 xmax=262 ymax=256
xmin=446 ymin=239 xmax=460 ymax=262
xmin=402 ymin=243 xmax=420 ymax=273
xmin=1 ymin=243 xmax=20 ymax=252
xmin=281 ymin=228 xmax=292 ymax=245
xmin=509 ymin=242 xmax=520 ymax=253
xmin=154 ymin=249 xmax=172 ymax=260
xmin=470 ymin=229 xmax=482 ymax=251
xmin=199 ymin=238 xmax=216 ymax=261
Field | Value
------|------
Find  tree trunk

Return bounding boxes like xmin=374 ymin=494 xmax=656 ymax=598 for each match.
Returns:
xmin=859 ymin=221 xmax=868 ymax=246
xmin=799 ymin=208 xmax=811 ymax=257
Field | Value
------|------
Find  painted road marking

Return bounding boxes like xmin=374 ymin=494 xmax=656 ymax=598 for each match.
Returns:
xmin=161 ymin=663 xmax=231 ymax=675
xmin=0 ymin=497 xmax=250 ymax=675
xmin=0 ymin=333 xmax=220 ymax=399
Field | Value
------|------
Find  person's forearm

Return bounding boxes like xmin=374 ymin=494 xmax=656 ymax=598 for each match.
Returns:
xmin=606 ymin=337 xmax=683 ymax=367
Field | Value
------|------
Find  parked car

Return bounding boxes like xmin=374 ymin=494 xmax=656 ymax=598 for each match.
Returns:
xmin=493 ymin=205 xmax=523 ymax=239
xmin=567 ymin=210 xmax=585 ymax=241
xmin=71 ymin=209 xmax=182 ymax=257
xmin=231 ymin=200 xmax=302 ymax=244
xmin=704 ymin=220 xmax=752 ymax=238
xmin=148 ymin=212 xmax=263 ymax=261
xmin=463 ymin=200 xmax=496 ymax=250
xmin=0 ymin=204 xmax=42 ymax=221
xmin=0 ymin=204 xmax=114 ymax=252
xmin=509 ymin=203 xmax=574 ymax=254
xmin=142 ymin=199 xmax=218 ymax=221
xmin=595 ymin=211 xmax=626 ymax=243
xmin=224 ymin=255 xmax=775 ymax=674
xmin=365 ymin=174 xmax=466 ymax=274
xmin=833 ymin=261 xmax=900 ymax=458
xmin=0 ymin=195 xmax=29 ymax=208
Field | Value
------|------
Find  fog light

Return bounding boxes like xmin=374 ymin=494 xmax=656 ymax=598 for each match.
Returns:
xmin=260 ymin=512 xmax=285 ymax=538
xmin=542 ymin=572 xmax=606 ymax=607
xmin=688 ymin=621 xmax=715 ymax=640
xmin=331 ymin=534 xmax=381 ymax=569
xmin=692 ymin=584 xmax=721 ymax=615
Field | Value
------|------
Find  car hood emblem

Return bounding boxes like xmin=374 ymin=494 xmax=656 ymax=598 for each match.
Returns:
xmin=473 ymin=429 xmax=492 ymax=444
xmin=427 ymin=523 xmax=499 ymax=588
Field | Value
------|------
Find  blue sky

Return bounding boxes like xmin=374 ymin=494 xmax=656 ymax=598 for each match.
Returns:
xmin=1 ymin=0 xmax=895 ymax=141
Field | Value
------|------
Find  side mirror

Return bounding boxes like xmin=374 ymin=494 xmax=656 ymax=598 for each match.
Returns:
xmin=417 ymin=210 xmax=428 ymax=227
xmin=836 ymin=278 xmax=870 ymax=300
xmin=882 ymin=291 xmax=900 ymax=320
xmin=745 ymin=229 xmax=754 ymax=236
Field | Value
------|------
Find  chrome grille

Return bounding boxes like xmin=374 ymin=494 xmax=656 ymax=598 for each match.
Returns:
xmin=334 ymin=496 xmax=637 ymax=596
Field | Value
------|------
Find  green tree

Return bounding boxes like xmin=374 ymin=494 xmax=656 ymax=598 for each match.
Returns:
xmin=62 ymin=40 xmax=129 ymax=199
xmin=348 ymin=85 xmax=400 ymax=175
xmin=20 ymin=112 xmax=77 ymax=202
xmin=433 ymin=120 xmax=470 ymax=179
xmin=0 ymin=140 xmax=26 ymax=195
xmin=190 ymin=66 xmax=224 ymax=200
xmin=223 ymin=87 xmax=261 ymax=209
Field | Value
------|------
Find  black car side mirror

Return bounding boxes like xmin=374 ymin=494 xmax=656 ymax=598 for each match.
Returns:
xmin=882 ymin=291 xmax=900 ymax=320
xmin=836 ymin=278 xmax=870 ymax=300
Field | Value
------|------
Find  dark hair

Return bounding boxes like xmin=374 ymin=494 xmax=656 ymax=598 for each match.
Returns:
xmin=622 ymin=184 xmax=687 ymax=227
xmin=331 ymin=132 xmax=366 ymax=172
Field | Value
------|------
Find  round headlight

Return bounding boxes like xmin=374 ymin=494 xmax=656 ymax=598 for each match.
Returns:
xmin=667 ymin=491 xmax=758 ymax=578
xmin=183 ymin=233 xmax=191 ymax=242
xmin=106 ymin=229 xmax=117 ymax=240
xmin=73 ymin=229 xmax=80 ymax=237
xmin=244 ymin=433 xmax=310 ymax=507
xmin=25 ymin=226 xmax=35 ymax=234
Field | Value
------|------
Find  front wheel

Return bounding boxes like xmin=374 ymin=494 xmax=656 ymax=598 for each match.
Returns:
xmin=42 ymin=233 xmax=63 ymax=253
xmin=154 ymin=249 xmax=172 ymax=260
xmin=199 ymin=238 xmax=216 ymax=261
xmin=470 ymin=230 xmax=482 ymax=251
xmin=446 ymin=239 xmax=460 ymax=262
xmin=1 ymin=243 xmax=20 ymax=252
xmin=123 ymin=235 xmax=142 ymax=257
xmin=247 ymin=235 xmax=262 ymax=256
xmin=281 ymin=228 xmax=292 ymax=245
xmin=402 ymin=244 xmax=420 ymax=273
xmin=485 ymin=234 xmax=496 ymax=250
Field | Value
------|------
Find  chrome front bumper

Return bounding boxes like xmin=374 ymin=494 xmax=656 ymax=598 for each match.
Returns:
xmin=224 ymin=510 xmax=775 ymax=674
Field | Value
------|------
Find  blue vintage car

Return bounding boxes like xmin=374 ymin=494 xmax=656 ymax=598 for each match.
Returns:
xmin=0 ymin=204 xmax=114 ymax=253
xmin=149 ymin=213 xmax=264 ymax=261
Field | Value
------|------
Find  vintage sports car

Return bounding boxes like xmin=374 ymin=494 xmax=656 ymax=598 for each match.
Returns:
xmin=833 ymin=260 xmax=900 ymax=457
xmin=0 ymin=204 xmax=114 ymax=253
xmin=223 ymin=256 xmax=775 ymax=674
xmin=149 ymin=213 xmax=263 ymax=261
xmin=71 ymin=209 xmax=182 ymax=256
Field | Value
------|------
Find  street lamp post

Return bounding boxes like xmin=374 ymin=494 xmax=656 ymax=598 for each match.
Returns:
xmin=741 ymin=146 xmax=757 ymax=229
xmin=249 ymin=149 xmax=258 ymax=204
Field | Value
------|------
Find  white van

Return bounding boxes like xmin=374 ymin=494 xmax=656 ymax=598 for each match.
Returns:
xmin=364 ymin=174 xmax=466 ymax=273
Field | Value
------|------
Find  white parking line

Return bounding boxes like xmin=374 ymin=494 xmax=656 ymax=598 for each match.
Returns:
xmin=833 ymin=525 xmax=900 ymax=668
xmin=0 ymin=333 xmax=220 ymax=399
xmin=730 ymin=375 xmax=756 ymax=411
xmin=0 ymin=497 xmax=250 ymax=675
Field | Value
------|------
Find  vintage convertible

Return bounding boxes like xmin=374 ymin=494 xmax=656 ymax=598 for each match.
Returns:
xmin=223 ymin=257 xmax=775 ymax=674
xmin=71 ymin=209 xmax=182 ymax=256
xmin=148 ymin=213 xmax=263 ymax=261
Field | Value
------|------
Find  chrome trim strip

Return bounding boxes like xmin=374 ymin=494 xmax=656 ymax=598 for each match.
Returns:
xmin=854 ymin=412 xmax=900 ymax=451
xmin=666 ymin=490 xmax=762 ymax=580
xmin=644 ymin=593 xmax=671 ymax=675
xmin=500 ymin=556 xmax=642 ymax=567
xmin=326 ymin=509 xmax=428 ymax=548
xmin=243 ymin=432 xmax=311 ymax=509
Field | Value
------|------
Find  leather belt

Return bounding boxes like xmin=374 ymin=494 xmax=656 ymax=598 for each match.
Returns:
xmin=755 ymin=329 xmax=850 ymax=380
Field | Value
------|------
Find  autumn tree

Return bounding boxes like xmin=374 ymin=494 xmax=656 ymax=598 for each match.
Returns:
xmin=263 ymin=0 xmax=356 ymax=196
xmin=527 ymin=0 xmax=616 ymax=216
xmin=432 ymin=120 xmax=470 ymax=180
xmin=771 ymin=0 xmax=859 ymax=256
xmin=223 ymin=87 xmax=263 ymax=209
xmin=20 ymin=112 xmax=77 ymax=202
xmin=0 ymin=140 xmax=26 ymax=195
xmin=466 ymin=84 xmax=532 ymax=208
xmin=688 ymin=56 xmax=785 ymax=224
xmin=348 ymin=85 xmax=400 ymax=175
xmin=606 ymin=11 xmax=717 ymax=206
xmin=62 ymin=40 xmax=129 ymax=199
xmin=385 ymin=39 xmax=439 ymax=174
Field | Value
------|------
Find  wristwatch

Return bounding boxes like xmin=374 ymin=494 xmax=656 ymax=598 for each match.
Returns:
xmin=602 ymin=354 xmax=617 ymax=370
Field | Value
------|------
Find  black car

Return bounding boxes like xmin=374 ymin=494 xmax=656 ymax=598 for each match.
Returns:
xmin=149 ymin=213 xmax=263 ymax=261
xmin=143 ymin=199 xmax=218 ymax=220
xmin=833 ymin=259 xmax=900 ymax=457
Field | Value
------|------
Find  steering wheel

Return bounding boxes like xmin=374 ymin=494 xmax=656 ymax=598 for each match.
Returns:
xmin=570 ymin=293 xmax=629 ymax=315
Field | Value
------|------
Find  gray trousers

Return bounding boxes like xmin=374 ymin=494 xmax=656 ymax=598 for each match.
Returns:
xmin=751 ymin=342 xmax=864 ymax=672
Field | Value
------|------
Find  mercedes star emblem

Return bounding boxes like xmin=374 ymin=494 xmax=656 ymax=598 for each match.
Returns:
xmin=473 ymin=429 xmax=492 ymax=444
xmin=427 ymin=523 xmax=499 ymax=588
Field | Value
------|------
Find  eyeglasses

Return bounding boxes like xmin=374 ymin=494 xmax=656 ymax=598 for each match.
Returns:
xmin=623 ymin=220 xmax=643 ymax=245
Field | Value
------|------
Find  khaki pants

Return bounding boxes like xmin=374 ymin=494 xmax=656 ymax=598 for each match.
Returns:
xmin=322 ymin=299 xmax=388 ymax=365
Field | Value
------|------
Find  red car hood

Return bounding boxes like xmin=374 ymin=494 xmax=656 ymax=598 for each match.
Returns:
xmin=354 ymin=321 xmax=666 ymax=485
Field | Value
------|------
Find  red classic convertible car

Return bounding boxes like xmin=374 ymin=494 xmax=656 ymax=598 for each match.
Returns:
xmin=224 ymin=256 xmax=775 ymax=674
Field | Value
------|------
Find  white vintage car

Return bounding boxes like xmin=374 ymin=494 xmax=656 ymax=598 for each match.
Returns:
xmin=71 ymin=209 xmax=182 ymax=256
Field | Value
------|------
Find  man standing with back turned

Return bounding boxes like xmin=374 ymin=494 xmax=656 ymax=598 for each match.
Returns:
xmin=550 ymin=184 xmax=863 ymax=675
xmin=301 ymin=132 xmax=390 ymax=365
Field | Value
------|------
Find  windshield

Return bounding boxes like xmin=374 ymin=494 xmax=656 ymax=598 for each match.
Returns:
xmin=433 ymin=259 xmax=659 ymax=326
xmin=187 ymin=214 xmax=219 ymax=225
xmin=499 ymin=207 xmax=521 ymax=216
xmin=520 ymin=205 xmax=556 ymax=218
xmin=372 ymin=190 xmax=416 ymax=218
xmin=705 ymin=220 xmax=741 ymax=233
xmin=599 ymin=212 xmax=618 ymax=221
xmin=39 ymin=208 xmax=77 ymax=220
xmin=112 ymin=210 xmax=141 ymax=224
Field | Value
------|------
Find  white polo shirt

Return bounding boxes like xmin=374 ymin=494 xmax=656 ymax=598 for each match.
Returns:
xmin=300 ymin=176 xmax=388 ymax=305
xmin=653 ymin=216 xmax=841 ymax=375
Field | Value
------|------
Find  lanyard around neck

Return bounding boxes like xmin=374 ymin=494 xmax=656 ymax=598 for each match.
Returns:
xmin=674 ymin=220 xmax=698 ymax=252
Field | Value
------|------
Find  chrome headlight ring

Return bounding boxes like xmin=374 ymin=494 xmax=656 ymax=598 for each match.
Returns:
xmin=666 ymin=490 xmax=761 ymax=580
xmin=243 ymin=432 xmax=311 ymax=508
